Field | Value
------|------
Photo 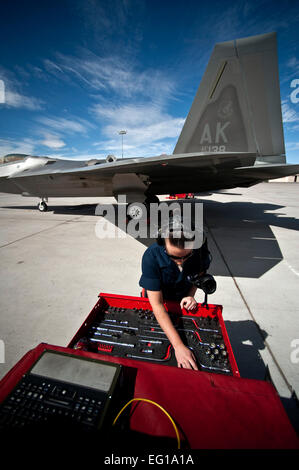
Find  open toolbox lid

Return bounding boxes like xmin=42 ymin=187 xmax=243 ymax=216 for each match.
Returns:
xmin=68 ymin=292 xmax=240 ymax=377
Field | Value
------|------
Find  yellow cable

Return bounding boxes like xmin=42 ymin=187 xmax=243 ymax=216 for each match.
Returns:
xmin=112 ymin=398 xmax=181 ymax=449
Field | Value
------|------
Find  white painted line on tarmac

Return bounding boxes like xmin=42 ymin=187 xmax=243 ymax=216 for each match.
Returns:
xmin=284 ymin=261 xmax=299 ymax=277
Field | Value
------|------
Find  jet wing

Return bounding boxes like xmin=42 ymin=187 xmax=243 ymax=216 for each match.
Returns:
xmin=3 ymin=151 xmax=258 ymax=197
xmin=10 ymin=151 xmax=256 ymax=179
xmin=233 ymin=163 xmax=299 ymax=180
xmin=6 ymin=152 xmax=299 ymax=197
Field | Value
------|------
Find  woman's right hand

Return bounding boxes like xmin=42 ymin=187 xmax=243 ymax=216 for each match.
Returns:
xmin=174 ymin=344 xmax=198 ymax=370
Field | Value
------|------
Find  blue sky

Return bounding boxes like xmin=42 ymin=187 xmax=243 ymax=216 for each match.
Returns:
xmin=0 ymin=0 xmax=298 ymax=163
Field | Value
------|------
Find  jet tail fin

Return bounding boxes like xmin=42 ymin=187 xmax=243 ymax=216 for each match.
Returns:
xmin=173 ymin=32 xmax=285 ymax=165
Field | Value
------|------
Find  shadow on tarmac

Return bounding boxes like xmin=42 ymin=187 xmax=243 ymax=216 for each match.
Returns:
xmin=224 ymin=318 xmax=299 ymax=433
xmin=224 ymin=319 xmax=268 ymax=380
xmin=3 ymin=198 xmax=299 ymax=279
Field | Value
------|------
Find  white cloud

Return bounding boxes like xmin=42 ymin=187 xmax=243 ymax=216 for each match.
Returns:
xmin=90 ymin=102 xmax=184 ymax=157
xmin=45 ymin=51 xmax=175 ymax=104
xmin=39 ymin=49 xmax=180 ymax=157
xmin=287 ymin=57 xmax=299 ymax=75
xmin=281 ymin=100 xmax=299 ymax=123
xmin=4 ymin=90 xmax=43 ymax=110
xmin=104 ymin=117 xmax=184 ymax=144
xmin=41 ymin=133 xmax=66 ymax=149
xmin=37 ymin=116 xmax=93 ymax=134
xmin=43 ymin=59 xmax=65 ymax=75
xmin=286 ymin=142 xmax=299 ymax=151
xmin=0 ymin=68 xmax=44 ymax=111
xmin=0 ymin=138 xmax=36 ymax=157
xmin=91 ymin=103 xmax=167 ymax=128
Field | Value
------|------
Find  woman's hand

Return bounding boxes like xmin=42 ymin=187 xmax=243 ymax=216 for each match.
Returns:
xmin=174 ymin=344 xmax=198 ymax=370
xmin=180 ymin=296 xmax=197 ymax=311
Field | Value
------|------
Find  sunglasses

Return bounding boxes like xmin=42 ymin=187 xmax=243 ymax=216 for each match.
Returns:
xmin=166 ymin=250 xmax=193 ymax=261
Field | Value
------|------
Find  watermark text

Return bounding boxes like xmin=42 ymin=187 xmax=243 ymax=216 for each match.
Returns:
xmin=0 ymin=340 xmax=5 ymax=363
xmin=290 ymin=339 xmax=299 ymax=364
xmin=290 ymin=78 xmax=299 ymax=104
xmin=94 ymin=196 xmax=204 ymax=249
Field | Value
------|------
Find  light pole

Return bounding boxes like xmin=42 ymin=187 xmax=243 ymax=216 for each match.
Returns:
xmin=118 ymin=130 xmax=127 ymax=158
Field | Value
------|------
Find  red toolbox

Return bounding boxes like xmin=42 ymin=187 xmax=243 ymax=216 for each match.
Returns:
xmin=1 ymin=342 xmax=298 ymax=449
xmin=68 ymin=292 xmax=240 ymax=377
xmin=2 ymin=294 xmax=298 ymax=449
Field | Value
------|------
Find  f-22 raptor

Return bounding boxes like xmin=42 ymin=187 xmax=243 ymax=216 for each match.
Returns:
xmin=1 ymin=32 xmax=298 ymax=211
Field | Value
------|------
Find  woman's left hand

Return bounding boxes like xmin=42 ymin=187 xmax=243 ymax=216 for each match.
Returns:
xmin=180 ymin=296 xmax=197 ymax=311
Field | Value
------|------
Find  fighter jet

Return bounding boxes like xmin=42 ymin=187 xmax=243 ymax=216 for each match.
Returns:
xmin=1 ymin=32 xmax=298 ymax=211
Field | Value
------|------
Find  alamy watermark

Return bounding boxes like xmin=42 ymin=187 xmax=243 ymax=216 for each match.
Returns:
xmin=0 ymin=79 xmax=5 ymax=104
xmin=290 ymin=339 xmax=299 ymax=364
xmin=94 ymin=196 xmax=204 ymax=249
xmin=0 ymin=340 xmax=5 ymax=363
xmin=290 ymin=78 xmax=299 ymax=104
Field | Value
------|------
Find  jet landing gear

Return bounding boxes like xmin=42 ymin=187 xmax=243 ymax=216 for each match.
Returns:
xmin=126 ymin=195 xmax=160 ymax=222
xmin=38 ymin=198 xmax=48 ymax=212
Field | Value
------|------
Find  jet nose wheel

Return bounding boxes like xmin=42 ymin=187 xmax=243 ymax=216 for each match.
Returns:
xmin=38 ymin=201 xmax=48 ymax=212
xmin=127 ymin=203 xmax=144 ymax=220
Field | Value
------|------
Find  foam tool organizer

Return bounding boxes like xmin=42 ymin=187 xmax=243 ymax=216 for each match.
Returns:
xmin=68 ymin=294 xmax=240 ymax=377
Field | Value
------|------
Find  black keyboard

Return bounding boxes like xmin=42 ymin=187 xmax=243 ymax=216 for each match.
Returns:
xmin=0 ymin=374 xmax=107 ymax=433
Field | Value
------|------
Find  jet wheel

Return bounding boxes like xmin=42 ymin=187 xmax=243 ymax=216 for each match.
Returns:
xmin=38 ymin=201 xmax=48 ymax=212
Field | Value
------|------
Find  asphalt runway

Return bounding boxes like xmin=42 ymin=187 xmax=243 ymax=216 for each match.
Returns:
xmin=0 ymin=182 xmax=299 ymax=431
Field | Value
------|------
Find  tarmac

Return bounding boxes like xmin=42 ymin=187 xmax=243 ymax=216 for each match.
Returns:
xmin=0 ymin=182 xmax=299 ymax=432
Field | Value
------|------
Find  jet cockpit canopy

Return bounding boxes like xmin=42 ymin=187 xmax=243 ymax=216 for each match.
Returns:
xmin=0 ymin=154 xmax=29 ymax=164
